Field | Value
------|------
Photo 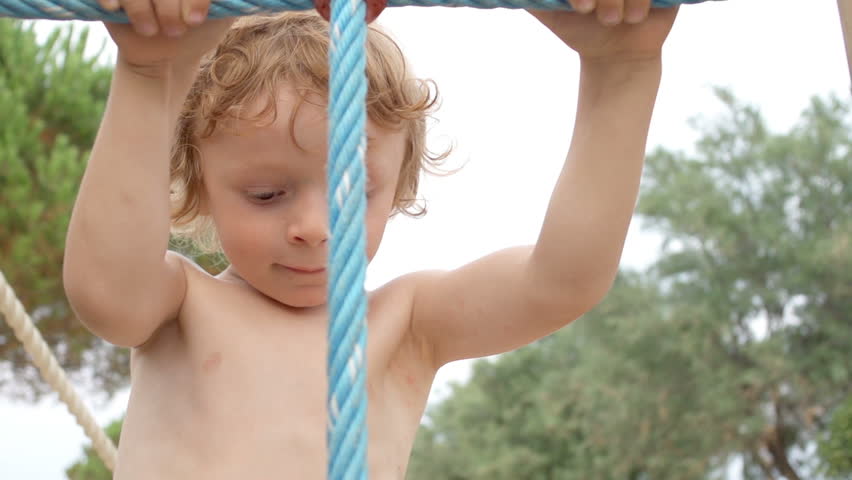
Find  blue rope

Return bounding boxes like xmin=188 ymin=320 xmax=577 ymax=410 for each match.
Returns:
xmin=1 ymin=0 xmax=713 ymax=20
xmin=327 ymin=0 xmax=369 ymax=477
xmin=1 ymin=1 xmax=715 ymax=479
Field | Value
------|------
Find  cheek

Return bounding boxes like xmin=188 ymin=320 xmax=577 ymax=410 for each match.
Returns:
xmin=209 ymin=193 xmax=281 ymax=262
xmin=218 ymin=216 xmax=271 ymax=257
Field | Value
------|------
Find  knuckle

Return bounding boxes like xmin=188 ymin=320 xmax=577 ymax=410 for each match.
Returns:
xmin=570 ymin=0 xmax=595 ymax=14
xmin=153 ymin=0 xmax=186 ymax=34
xmin=186 ymin=0 xmax=212 ymax=11
xmin=624 ymin=0 xmax=650 ymax=22
xmin=97 ymin=0 xmax=119 ymax=11
xmin=121 ymin=0 xmax=153 ymax=16
xmin=122 ymin=0 xmax=158 ymax=34
xmin=595 ymin=0 xmax=624 ymax=24
xmin=183 ymin=0 xmax=211 ymax=24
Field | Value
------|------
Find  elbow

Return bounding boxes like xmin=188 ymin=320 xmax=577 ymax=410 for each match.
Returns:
xmin=63 ymin=267 xmax=153 ymax=348
xmin=526 ymin=248 xmax=619 ymax=324
xmin=71 ymin=301 xmax=154 ymax=349
xmin=526 ymin=272 xmax=616 ymax=328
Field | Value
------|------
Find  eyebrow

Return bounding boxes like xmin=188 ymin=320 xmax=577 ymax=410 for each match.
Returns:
xmin=216 ymin=137 xmax=390 ymax=181
xmin=219 ymin=158 xmax=289 ymax=181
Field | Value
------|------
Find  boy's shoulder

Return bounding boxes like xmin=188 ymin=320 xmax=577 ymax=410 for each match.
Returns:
xmin=366 ymin=270 xmax=450 ymax=367
xmin=368 ymin=270 xmax=450 ymax=331
xmin=169 ymin=251 xmax=439 ymax=355
xmin=142 ymin=254 xmax=440 ymax=377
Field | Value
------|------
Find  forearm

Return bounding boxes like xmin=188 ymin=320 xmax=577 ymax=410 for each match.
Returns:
xmin=63 ymin=61 xmax=196 ymax=314
xmin=530 ymin=59 xmax=662 ymax=300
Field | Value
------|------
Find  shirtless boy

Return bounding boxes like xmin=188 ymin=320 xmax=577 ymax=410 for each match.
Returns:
xmin=63 ymin=1 xmax=678 ymax=478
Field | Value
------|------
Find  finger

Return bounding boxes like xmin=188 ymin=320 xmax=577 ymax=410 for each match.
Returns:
xmin=181 ymin=0 xmax=210 ymax=26
xmin=623 ymin=0 xmax=651 ymax=24
xmin=568 ymin=0 xmax=596 ymax=14
xmin=646 ymin=4 xmax=679 ymax=30
xmin=365 ymin=0 xmax=386 ymax=23
xmin=97 ymin=0 xmax=121 ymax=11
xmin=595 ymin=0 xmax=624 ymax=26
xmin=153 ymin=0 xmax=187 ymax=37
xmin=122 ymin=0 xmax=159 ymax=36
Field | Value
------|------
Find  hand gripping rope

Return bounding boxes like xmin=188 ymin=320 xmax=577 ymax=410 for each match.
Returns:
xmin=0 ymin=0 xmax=713 ymax=478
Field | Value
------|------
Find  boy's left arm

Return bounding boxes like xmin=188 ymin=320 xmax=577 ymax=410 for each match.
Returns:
xmin=408 ymin=4 xmax=678 ymax=368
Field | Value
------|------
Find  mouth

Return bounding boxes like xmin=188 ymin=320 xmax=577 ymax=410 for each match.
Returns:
xmin=282 ymin=265 xmax=326 ymax=274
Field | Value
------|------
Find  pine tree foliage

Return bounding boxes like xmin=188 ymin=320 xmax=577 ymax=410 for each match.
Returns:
xmin=820 ymin=395 xmax=852 ymax=478
xmin=0 ymin=19 xmax=128 ymax=400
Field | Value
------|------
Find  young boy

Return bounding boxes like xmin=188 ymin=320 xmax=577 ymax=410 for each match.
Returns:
xmin=63 ymin=1 xmax=678 ymax=478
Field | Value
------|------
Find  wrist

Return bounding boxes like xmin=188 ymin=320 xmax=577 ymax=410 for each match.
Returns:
xmin=574 ymin=56 xmax=662 ymax=125
xmin=579 ymin=56 xmax=662 ymax=91
xmin=116 ymin=55 xmax=201 ymax=85
xmin=113 ymin=59 xmax=198 ymax=117
xmin=579 ymin=54 xmax=662 ymax=75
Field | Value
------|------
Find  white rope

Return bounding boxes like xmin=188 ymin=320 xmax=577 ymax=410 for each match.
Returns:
xmin=0 ymin=268 xmax=117 ymax=471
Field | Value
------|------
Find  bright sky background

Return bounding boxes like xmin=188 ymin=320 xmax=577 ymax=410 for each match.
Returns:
xmin=1 ymin=0 xmax=849 ymax=478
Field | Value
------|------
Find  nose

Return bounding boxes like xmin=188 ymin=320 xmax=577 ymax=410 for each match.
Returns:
xmin=287 ymin=193 xmax=329 ymax=247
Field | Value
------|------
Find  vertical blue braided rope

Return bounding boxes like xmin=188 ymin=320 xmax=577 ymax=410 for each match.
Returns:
xmin=327 ymin=0 xmax=369 ymax=478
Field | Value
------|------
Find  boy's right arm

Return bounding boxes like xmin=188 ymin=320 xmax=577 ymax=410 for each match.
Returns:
xmin=64 ymin=4 xmax=232 ymax=347
xmin=63 ymin=61 xmax=197 ymax=348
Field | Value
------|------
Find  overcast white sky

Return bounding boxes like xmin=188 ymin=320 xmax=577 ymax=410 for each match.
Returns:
xmin=1 ymin=0 xmax=849 ymax=478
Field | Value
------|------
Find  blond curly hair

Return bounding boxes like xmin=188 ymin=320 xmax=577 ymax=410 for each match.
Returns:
xmin=169 ymin=11 xmax=448 ymax=253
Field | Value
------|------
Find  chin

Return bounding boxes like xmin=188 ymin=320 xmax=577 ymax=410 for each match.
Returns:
xmin=286 ymin=298 xmax=327 ymax=309
xmin=277 ymin=288 xmax=328 ymax=309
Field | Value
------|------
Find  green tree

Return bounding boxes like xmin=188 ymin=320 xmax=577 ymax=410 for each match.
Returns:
xmin=65 ymin=418 xmax=122 ymax=480
xmin=639 ymin=89 xmax=851 ymax=479
xmin=410 ymin=272 xmax=721 ymax=480
xmin=0 ymin=19 xmax=128 ymax=400
xmin=408 ymin=91 xmax=852 ymax=479
xmin=1 ymin=20 xmax=226 ymax=402
xmin=820 ymin=395 xmax=852 ymax=478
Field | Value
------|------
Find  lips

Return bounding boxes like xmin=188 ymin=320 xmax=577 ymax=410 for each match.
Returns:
xmin=283 ymin=265 xmax=326 ymax=274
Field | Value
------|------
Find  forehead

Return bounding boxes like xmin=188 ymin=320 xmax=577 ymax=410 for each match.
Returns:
xmin=203 ymin=86 xmax=405 ymax=173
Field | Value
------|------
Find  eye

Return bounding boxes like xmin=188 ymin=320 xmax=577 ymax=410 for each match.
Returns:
xmin=247 ymin=190 xmax=285 ymax=203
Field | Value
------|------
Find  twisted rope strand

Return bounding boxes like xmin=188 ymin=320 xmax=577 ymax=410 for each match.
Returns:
xmin=327 ymin=0 xmax=369 ymax=476
xmin=0 ymin=269 xmax=118 ymax=470
xmin=1 ymin=0 xmax=713 ymax=20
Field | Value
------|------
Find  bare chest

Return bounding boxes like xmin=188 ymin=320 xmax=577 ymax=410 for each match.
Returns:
xmin=116 ymin=279 xmax=431 ymax=480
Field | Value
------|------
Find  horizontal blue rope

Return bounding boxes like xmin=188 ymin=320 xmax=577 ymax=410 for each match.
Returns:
xmin=2 ymin=0 xmax=714 ymax=20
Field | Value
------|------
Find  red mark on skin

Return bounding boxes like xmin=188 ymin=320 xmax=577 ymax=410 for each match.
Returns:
xmin=405 ymin=374 xmax=414 ymax=386
xmin=202 ymin=352 xmax=222 ymax=373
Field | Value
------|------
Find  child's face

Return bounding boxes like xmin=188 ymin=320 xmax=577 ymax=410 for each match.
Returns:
xmin=198 ymin=86 xmax=407 ymax=308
